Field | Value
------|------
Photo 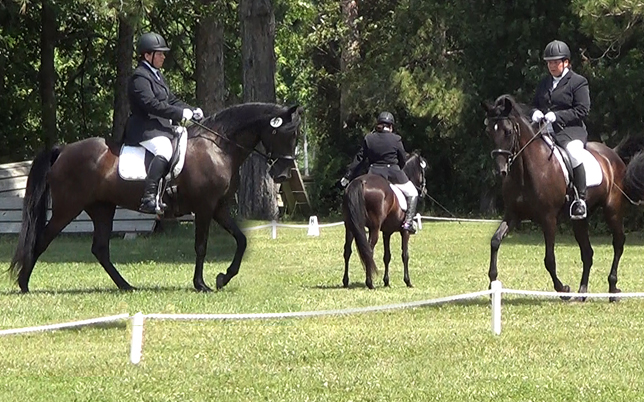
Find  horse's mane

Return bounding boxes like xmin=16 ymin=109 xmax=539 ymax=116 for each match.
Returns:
xmin=188 ymin=102 xmax=286 ymax=138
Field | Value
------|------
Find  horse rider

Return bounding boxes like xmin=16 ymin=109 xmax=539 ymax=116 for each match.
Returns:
xmin=123 ymin=32 xmax=204 ymax=214
xmin=338 ymin=111 xmax=419 ymax=233
xmin=530 ymin=39 xmax=591 ymax=220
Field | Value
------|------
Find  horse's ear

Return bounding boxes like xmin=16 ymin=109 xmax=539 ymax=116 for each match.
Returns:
xmin=501 ymin=97 xmax=513 ymax=116
xmin=286 ymin=104 xmax=301 ymax=116
xmin=480 ymin=100 xmax=494 ymax=114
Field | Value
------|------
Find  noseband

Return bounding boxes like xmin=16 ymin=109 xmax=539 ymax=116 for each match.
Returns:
xmin=489 ymin=116 xmax=546 ymax=170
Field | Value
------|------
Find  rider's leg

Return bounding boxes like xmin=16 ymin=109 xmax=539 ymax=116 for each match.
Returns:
xmin=397 ymin=181 xmax=419 ymax=233
xmin=566 ymin=140 xmax=587 ymax=219
xmin=139 ymin=136 xmax=172 ymax=213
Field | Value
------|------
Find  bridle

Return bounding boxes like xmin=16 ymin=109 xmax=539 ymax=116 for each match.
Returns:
xmin=488 ymin=116 xmax=548 ymax=170
xmin=190 ymin=119 xmax=297 ymax=168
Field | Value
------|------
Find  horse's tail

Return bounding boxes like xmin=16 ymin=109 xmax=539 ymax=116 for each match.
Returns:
xmin=623 ymin=151 xmax=644 ymax=203
xmin=344 ymin=180 xmax=378 ymax=280
xmin=9 ymin=146 xmax=62 ymax=281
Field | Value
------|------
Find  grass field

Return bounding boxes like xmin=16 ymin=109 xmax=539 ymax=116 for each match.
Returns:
xmin=1 ymin=220 xmax=644 ymax=401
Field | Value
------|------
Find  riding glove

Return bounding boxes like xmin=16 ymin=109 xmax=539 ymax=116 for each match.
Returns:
xmin=193 ymin=108 xmax=204 ymax=121
xmin=544 ymin=111 xmax=556 ymax=123
xmin=531 ymin=110 xmax=544 ymax=123
xmin=181 ymin=108 xmax=193 ymax=126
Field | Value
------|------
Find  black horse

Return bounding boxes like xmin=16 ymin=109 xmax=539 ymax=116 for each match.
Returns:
xmin=342 ymin=152 xmax=427 ymax=289
xmin=10 ymin=103 xmax=303 ymax=293
xmin=482 ymin=95 xmax=644 ymax=299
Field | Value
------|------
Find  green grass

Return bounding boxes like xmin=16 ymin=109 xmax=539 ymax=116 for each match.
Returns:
xmin=1 ymin=221 xmax=644 ymax=401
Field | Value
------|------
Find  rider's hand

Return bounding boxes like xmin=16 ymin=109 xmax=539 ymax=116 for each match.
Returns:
xmin=544 ymin=111 xmax=556 ymax=123
xmin=531 ymin=110 xmax=544 ymax=123
xmin=193 ymin=108 xmax=204 ymax=121
xmin=181 ymin=108 xmax=193 ymax=126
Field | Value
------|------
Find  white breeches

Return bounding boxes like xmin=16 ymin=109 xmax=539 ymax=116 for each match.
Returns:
xmin=395 ymin=181 xmax=418 ymax=197
xmin=140 ymin=136 xmax=173 ymax=161
xmin=565 ymin=140 xmax=585 ymax=168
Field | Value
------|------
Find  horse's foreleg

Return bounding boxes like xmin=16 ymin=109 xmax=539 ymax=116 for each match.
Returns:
xmin=604 ymin=209 xmax=625 ymax=301
xmin=86 ymin=203 xmax=134 ymax=291
xmin=489 ymin=220 xmax=510 ymax=284
xmin=212 ymin=206 xmax=247 ymax=291
xmin=382 ymin=232 xmax=392 ymax=287
xmin=400 ymin=231 xmax=413 ymax=288
xmin=193 ymin=212 xmax=214 ymax=292
xmin=542 ymin=218 xmax=570 ymax=294
xmin=343 ymin=225 xmax=353 ymax=288
xmin=572 ymin=219 xmax=594 ymax=300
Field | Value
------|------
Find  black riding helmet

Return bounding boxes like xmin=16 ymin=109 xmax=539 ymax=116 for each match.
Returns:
xmin=137 ymin=32 xmax=170 ymax=55
xmin=377 ymin=111 xmax=395 ymax=125
xmin=543 ymin=40 xmax=571 ymax=61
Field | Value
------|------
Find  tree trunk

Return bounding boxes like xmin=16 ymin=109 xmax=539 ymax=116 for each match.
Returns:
xmin=195 ymin=0 xmax=225 ymax=115
xmin=111 ymin=15 xmax=134 ymax=142
xmin=340 ymin=0 xmax=359 ymax=125
xmin=40 ymin=0 xmax=57 ymax=148
xmin=238 ymin=0 xmax=278 ymax=220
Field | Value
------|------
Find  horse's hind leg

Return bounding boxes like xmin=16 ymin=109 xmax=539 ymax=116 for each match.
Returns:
xmin=572 ymin=219 xmax=594 ymax=300
xmin=18 ymin=207 xmax=79 ymax=292
xmin=400 ymin=230 xmax=413 ymax=287
xmin=382 ymin=232 xmax=392 ymax=287
xmin=604 ymin=208 xmax=625 ymax=301
xmin=343 ymin=224 xmax=354 ymax=288
xmin=212 ymin=205 xmax=247 ymax=291
xmin=85 ymin=203 xmax=134 ymax=290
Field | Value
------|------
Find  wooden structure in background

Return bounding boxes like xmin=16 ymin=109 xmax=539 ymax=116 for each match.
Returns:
xmin=278 ymin=161 xmax=312 ymax=215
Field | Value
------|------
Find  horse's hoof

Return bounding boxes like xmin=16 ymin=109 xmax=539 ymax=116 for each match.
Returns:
xmin=559 ymin=285 xmax=572 ymax=301
xmin=609 ymin=288 xmax=622 ymax=303
xmin=216 ymin=273 xmax=226 ymax=290
xmin=195 ymin=283 xmax=213 ymax=292
xmin=19 ymin=287 xmax=29 ymax=294
xmin=366 ymin=282 xmax=375 ymax=290
xmin=406 ymin=282 xmax=414 ymax=288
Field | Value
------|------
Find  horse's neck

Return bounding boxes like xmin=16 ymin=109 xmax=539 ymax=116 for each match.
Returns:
xmin=512 ymin=130 xmax=557 ymax=184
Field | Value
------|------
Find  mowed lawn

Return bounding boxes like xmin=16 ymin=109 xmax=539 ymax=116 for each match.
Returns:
xmin=1 ymin=220 xmax=644 ymax=401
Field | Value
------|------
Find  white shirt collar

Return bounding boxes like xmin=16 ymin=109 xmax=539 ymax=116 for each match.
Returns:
xmin=143 ymin=61 xmax=161 ymax=79
xmin=552 ymin=67 xmax=569 ymax=88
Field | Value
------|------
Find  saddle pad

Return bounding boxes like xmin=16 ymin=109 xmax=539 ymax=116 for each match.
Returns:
xmin=390 ymin=184 xmax=407 ymax=211
xmin=542 ymin=136 xmax=602 ymax=188
xmin=118 ymin=128 xmax=188 ymax=181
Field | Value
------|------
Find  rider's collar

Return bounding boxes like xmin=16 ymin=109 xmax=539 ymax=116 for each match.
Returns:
xmin=142 ymin=61 xmax=161 ymax=80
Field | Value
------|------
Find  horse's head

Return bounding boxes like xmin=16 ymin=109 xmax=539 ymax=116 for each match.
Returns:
xmin=259 ymin=104 xmax=304 ymax=183
xmin=481 ymin=95 xmax=524 ymax=177
xmin=404 ymin=152 xmax=428 ymax=198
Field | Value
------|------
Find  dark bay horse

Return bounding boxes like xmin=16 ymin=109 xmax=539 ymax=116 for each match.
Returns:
xmin=482 ymin=95 xmax=644 ymax=300
xmin=342 ymin=152 xmax=427 ymax=289
xmin=10 ymin=103 xmax=303 ymax=293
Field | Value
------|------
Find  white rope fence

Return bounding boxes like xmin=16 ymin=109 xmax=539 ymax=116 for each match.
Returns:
xmin=242 ymin=214 xmax=499 ymax=239
xmin=4 ymin=281 xmax=644 ymax=365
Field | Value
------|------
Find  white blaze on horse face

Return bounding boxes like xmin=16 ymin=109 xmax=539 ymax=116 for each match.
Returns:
xmin=270 ymin=117 xmax=283 ymax=128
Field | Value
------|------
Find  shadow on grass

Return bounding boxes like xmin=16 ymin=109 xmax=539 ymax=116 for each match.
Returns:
xmin=0 ymin=285 xmax=194 ymax=296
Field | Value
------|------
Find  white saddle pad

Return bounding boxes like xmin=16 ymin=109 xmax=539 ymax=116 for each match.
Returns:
xmin=118 ymin=127 xmax=188 ymax=181
xmin=390 ymin=184 xmax=407 ymax=211
xmin=542 ymin=136 xmax=602 ymax=188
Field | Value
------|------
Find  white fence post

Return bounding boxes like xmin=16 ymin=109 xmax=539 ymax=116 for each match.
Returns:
xmin=415 ymin=213 xmax=422 ymax=230
xmin=271 ymin=220 xmax=277 ymax=239
xmin=307 ymin=216 xmax=320 ymax=236
xmin=491 ymin=280 xmax=502 ymax=335
xmin=130 ymin=312 xmax=145 ymax=364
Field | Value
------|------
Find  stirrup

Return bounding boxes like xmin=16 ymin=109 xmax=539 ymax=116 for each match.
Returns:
xmin=569 ymin=199 xmax=587 ymax=220
xmin=402 ymin=221 xmax=417 ymax=234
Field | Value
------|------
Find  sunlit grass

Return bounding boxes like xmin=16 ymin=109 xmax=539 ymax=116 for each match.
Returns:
xmin=1 ymin=220 xmax=644 ymax=401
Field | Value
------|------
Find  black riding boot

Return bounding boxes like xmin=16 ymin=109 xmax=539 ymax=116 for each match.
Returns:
xmin=571 ymin=164 xmax=587 ymax=220
xmin=139 ymin=155 xmax=170 ymax=214
xmin=402 ymin=195 xmax=419 ymax=234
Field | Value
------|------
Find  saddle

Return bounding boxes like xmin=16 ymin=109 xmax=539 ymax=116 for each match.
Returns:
xmin=118 ymin=127 xmax=188 ymax=182
xmin=541 ymin=135 xmax=602 ymax=189
xmin=390 ymin=184 xmax=408 ymax=211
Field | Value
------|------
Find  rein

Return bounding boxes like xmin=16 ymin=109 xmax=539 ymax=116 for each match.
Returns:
xmin=490 ymin=118 xmax=549 ymax=169
xmin=190 ymin=119 xmax=295 ymax=167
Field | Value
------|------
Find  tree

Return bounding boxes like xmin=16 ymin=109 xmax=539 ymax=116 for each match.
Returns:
xmin=111 ymin=14 xmax=134 ymax=141
xmin=238 ymin=0 xmax=278 ymax=220
xmin=195 ymin=0 xmax=226 ymax=114
xmin=40 ymin=0 xmax=57 ymax=148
